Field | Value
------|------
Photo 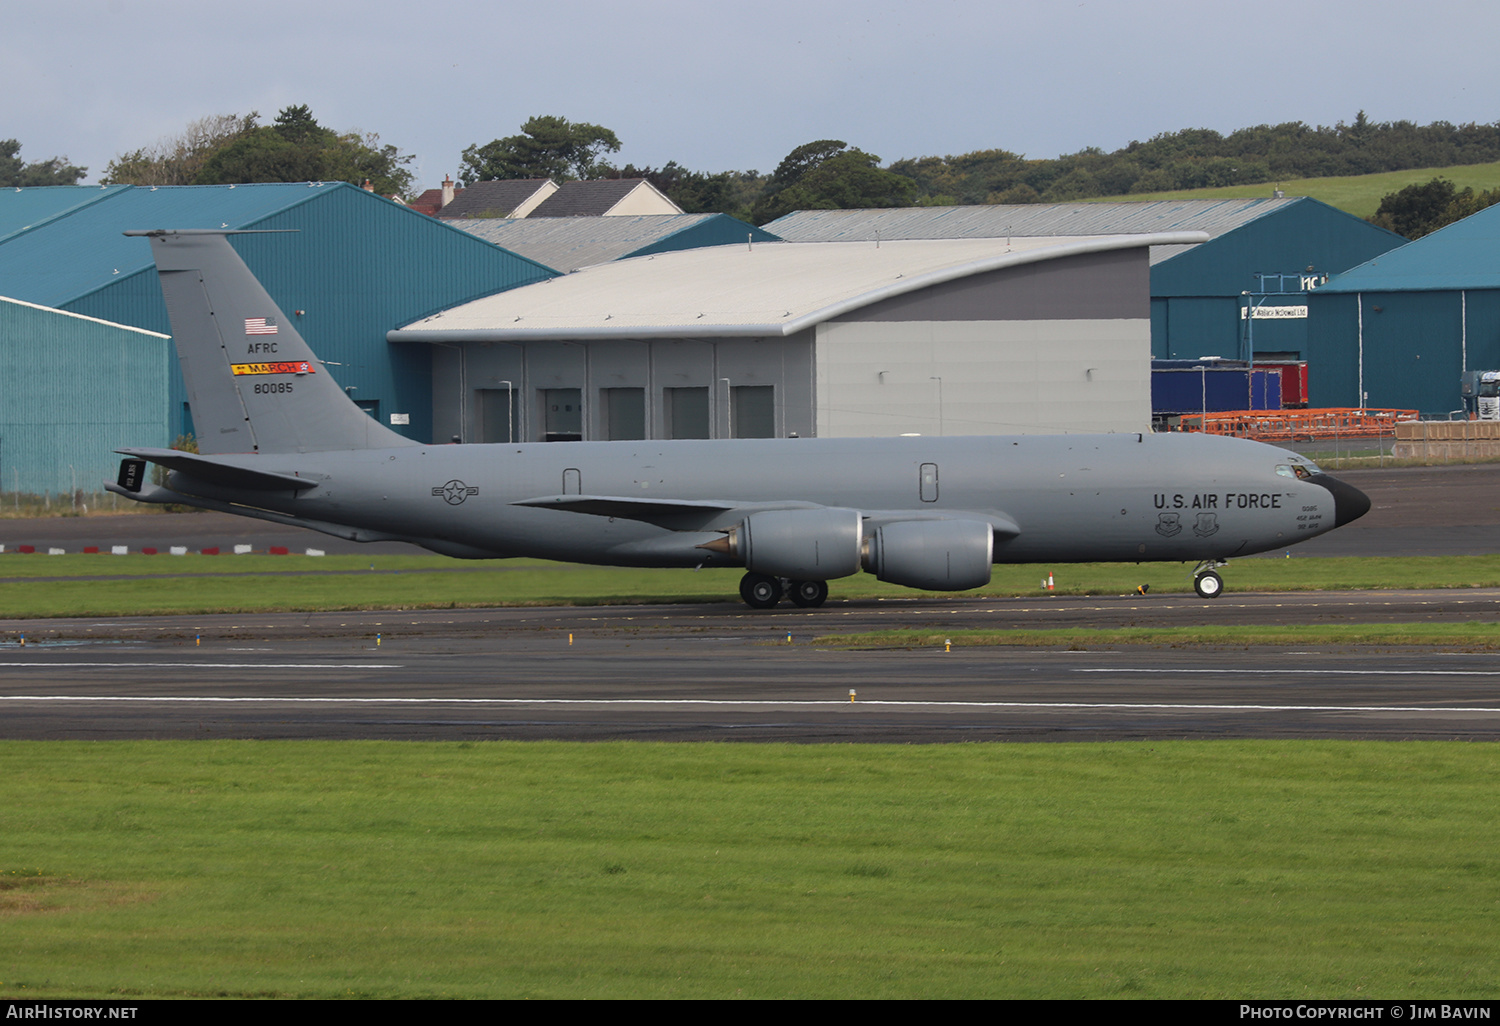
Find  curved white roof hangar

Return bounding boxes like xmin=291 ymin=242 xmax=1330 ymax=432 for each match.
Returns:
xmin=389 ymin=233 xmax=1209 ymax=342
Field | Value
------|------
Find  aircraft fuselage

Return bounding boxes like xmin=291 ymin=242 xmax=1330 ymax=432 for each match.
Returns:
xmin=151 ymin=431 xmax=1360 ymax=568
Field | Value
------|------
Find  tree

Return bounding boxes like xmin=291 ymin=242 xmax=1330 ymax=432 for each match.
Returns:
xmin=103 ymin=113 xmax=259 ymax=186
xmin=460 ymin=116 xmax=621 ymax=183
xmin=190 ymin=105 xmax=414 ymax=197
xmin=765 ymin=139 xmax=849 ymax=192
xmin=1369 ymin=177 xmax=1460 ymax=239
xmin=751 ymin=141 xmax=915 ymax=224
xmin=0 ymin=139 xmax=86 ymax=186
xmin=599 ymin=160 xmax=765 ymax=220
xmin=1370 ymin=177 xmax=1500 ymax=239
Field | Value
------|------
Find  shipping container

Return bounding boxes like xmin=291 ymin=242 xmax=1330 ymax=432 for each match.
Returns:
xmin=1151 ymin=359 xmax=1282 ymax=426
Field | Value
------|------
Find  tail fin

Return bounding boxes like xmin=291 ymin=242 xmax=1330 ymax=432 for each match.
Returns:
xmin=126 ymin=229 xmax=416 ymax=455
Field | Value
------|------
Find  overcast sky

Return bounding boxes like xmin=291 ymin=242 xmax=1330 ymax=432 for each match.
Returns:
xmin=7 ymin=0 xmax=1498 ymax=192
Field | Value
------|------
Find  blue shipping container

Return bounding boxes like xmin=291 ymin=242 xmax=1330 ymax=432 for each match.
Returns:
xmin=1152 ymin=366 xmax=1282 ymax=416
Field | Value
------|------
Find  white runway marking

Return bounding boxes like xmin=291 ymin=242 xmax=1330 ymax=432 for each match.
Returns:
xmin=0 ymin=695 xmax=1495 ymax=714
xmin=1077 ymin=668 xmax=1500 ymax=677
xmin=0 ymin=662 xmax=401 ymax=669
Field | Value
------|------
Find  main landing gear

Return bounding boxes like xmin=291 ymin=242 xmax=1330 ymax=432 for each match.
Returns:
xmin=739 ymin=572 xmax=829 ymax=610
xmin=1192 ymin=559 xmax=1228 ymax=599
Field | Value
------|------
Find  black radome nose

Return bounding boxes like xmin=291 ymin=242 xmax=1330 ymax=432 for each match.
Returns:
xmin=1311 ymin=474 xmax=1372 ymax=527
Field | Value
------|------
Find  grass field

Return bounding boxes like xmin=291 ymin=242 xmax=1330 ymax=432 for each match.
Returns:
xmin=2 ymin=740 xmax=1496 ymax=999
xmin=1095 ymin=160 xmax=1500 ymax=219
xmin=3 ymin=552 xmax=1497 ymax=999
xmin=0 ymin=551 xmax=1498 ymax=620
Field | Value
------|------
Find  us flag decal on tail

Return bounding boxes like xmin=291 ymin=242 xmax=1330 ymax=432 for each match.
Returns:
xmin=245 ymin=316 xmax=278 ymax=335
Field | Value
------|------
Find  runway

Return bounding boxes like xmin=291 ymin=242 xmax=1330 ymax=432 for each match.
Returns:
xmin=3 ymin=589 xmax=1499 ymax=742
xmin=1 ymin=462 xmax=1494 ymax=742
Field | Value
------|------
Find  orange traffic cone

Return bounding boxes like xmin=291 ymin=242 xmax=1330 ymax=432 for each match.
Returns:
xmin=1045 ymin=572 xmax=1055 ymax=591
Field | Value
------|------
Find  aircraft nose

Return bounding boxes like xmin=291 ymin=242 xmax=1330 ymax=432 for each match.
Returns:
xmin=1310 ymin=473 xmax=1372 ymax=527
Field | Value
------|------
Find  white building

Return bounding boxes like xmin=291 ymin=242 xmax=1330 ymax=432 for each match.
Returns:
xmin=389 ymin=233 xmax=1204 ymax=443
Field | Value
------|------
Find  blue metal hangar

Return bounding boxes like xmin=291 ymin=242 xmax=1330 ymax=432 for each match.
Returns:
xmin=765 ymin=199 xmax=1404 ymax=365
xmin=1308 ymin=201 xmax=1500 ymax=416
xmin=0 ymin=296 xmax=169 ymax=496
xmin=389 ymin=232 xmax=1206 ymax=443
xmin=0 ymin=182 xmax=557 ymax=448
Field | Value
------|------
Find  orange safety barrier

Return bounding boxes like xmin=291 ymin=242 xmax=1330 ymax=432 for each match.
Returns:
xmin=1177 ymin=408 xmax=1419 ymax=440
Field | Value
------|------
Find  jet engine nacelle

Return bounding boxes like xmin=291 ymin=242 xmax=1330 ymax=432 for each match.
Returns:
xmin=862 ymin=518 xmax=994 ymax=591
xmin=726 ymin=507 xmax=864 ymax=580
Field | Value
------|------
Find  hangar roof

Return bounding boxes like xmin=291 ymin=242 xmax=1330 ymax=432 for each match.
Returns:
xmin=1315 ymin=201 xmax=1500 ymax=293
xmin=0 ymin=184 xmax=131 ymax=241
xmin=390 ymin=232 xmax=1206 ymax=342
xmin=449 ymin=213 xmax=779 ymax=271
xmin=0 ymin=181 xmax=553 ymax=309
xmin=764 ymin=199 xmax=1306 ymax=264
xmin=0 ymin=294 xmax=169 ymax=337
xmin=0 ymin=182 xmax=360 ymax=306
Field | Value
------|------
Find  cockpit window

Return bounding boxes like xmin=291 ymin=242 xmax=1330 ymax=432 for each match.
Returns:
xmin=1276 ymin=463 xmax=1314 ymax=480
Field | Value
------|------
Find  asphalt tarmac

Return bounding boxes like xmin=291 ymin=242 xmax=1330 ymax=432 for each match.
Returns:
xmin=0 ymin=463 xmax=1495 ymax=742
xmin=2 ymin=588 xmax=1499 ymax=742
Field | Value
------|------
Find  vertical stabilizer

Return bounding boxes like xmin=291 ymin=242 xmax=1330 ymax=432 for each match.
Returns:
xmin=127 ymin=229 xmax=416 ymax=455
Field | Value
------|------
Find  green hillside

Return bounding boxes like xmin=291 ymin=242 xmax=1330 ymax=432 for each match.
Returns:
xmin=1099 ymin=160 xmax=1500 ymax=219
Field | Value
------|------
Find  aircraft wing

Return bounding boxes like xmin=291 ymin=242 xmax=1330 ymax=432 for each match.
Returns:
xmin=514 ymin=493 xmax=1022 ymax=539
xmin=862 ymin=509 xmax=1022 ymax=539
xmin=513 ymin=494 xmax=824 ymax=532
xmin=116 ymin=447 xmax=317 ymax=492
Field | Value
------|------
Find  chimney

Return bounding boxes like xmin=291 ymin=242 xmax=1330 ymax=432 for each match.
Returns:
xmin=441 ymin=175 xmax=456 ymax=209
xmin=362 ymin=179 xmax=374 ymax=192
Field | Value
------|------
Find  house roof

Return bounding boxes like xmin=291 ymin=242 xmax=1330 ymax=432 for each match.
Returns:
xmin=390 ymin=232 xmax=1206 ymax=342
xmin=764 ymin=198 xmax=1311 ymax=265
xmin=437 ymin=179 xmax=553 ymax=219
xmin=406 ymin=187 xmax=448 ymax=217
xmin=447 ymin=213 xmax=777 ymax=271
xmin=528 ymin=178 xmax=680 ymax=217
xmin=1314 ymin=202 xmax=1500 ymax=293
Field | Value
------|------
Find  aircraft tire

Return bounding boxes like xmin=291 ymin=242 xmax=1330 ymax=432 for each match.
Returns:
xmin=788 ymin=579 xmax=829 ymax=608
xmin=740 ymin=572 xmax=783 ymax=609
xmin=1193 ymin=570 xmax=1224 ymax=599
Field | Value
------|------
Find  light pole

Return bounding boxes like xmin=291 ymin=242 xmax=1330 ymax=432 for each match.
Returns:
xmin=498 ymin=380 xmax=514 ymax=443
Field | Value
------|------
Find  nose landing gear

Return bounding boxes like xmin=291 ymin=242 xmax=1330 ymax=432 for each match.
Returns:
xmin=1192 ymin=559 xmax=1228 ymax=599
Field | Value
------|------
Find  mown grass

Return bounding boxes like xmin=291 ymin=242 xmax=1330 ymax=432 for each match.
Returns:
xmin=0 ymin=740 xmax=1495 ymax=999
xmin=820 ymin=623 xmax=1500 ymax=650
xmin=1096 ymin=159 xmax=1500 ymax=219
xmin=0 ymin=552 xmax=1496 ymax=619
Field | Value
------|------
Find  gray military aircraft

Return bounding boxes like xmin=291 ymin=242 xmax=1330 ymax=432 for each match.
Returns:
xmin=107 ymin=229 xmax=1370 ymax=608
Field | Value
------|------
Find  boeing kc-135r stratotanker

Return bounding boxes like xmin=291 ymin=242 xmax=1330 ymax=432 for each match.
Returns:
xmin=107 ymin=229 xmax=1370 ymax=608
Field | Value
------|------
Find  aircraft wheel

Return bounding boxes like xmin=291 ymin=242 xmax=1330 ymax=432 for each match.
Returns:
xmin=788 ymin=579 xmax=828 ymax=608
xmin=740 ymin=572 xmax=783 ymax=609
xmin=1193 ymin=570 xmax=1224 ymax=599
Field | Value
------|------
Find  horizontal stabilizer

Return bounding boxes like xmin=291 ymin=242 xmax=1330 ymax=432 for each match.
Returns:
xmin=116 ymin=447 xmax=316 ymax=492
